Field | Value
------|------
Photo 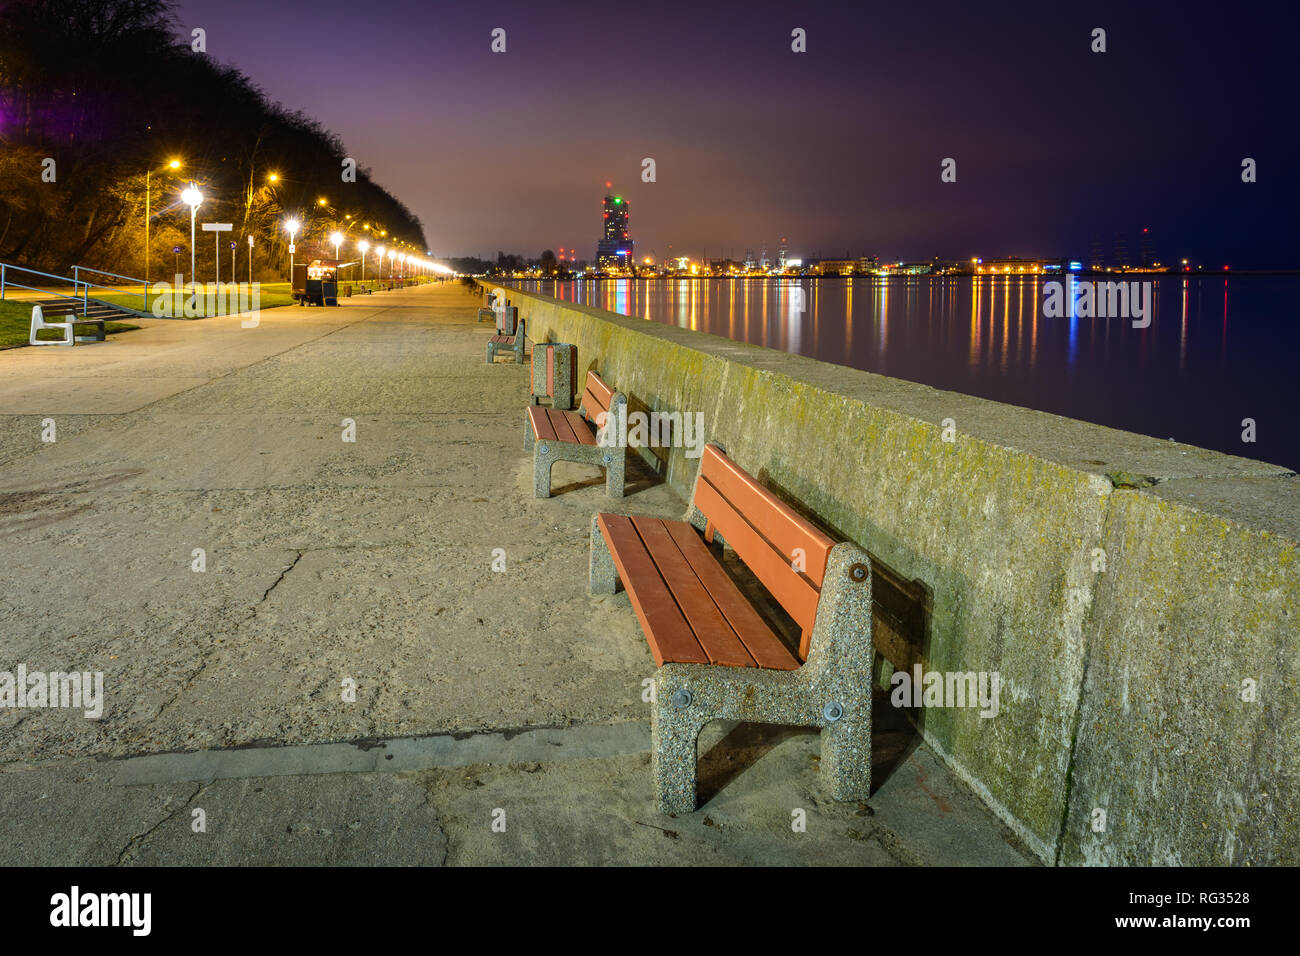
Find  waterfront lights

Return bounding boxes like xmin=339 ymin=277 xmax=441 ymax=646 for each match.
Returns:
xmin=180 ymin=184 xmax=203 ymax=284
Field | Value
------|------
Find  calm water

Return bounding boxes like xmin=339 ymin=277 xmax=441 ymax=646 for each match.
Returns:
xmin=509 ymin=276 xmax=1299 ymax=471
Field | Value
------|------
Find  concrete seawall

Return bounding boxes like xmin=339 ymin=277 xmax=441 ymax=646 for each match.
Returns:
xmin=484 ymin=280 xmax=1299 ymax=865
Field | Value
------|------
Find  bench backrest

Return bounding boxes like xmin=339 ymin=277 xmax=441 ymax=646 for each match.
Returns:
xmin=579 ymin=370 xmax=615 ymax=427
xmin=692 ymin=443 xmax=835 ymax=660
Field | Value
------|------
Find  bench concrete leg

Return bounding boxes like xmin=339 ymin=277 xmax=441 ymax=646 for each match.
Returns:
xmin=486 ymin=342 xmax=495 ymax=364
xmin=532 ymin=444 xmax=554 ymax=498
xmin=819 ymin=703 xmax=872 ymax=802
xmin=524 ymin=410 xmax=535 ymax=452
xmin=651 ymin=678 xmax=704 ymax=814
xmin=602 ymin=451 xmax=625 ymax=499
xmin=589 ymin=514 xmax=617 ymax=594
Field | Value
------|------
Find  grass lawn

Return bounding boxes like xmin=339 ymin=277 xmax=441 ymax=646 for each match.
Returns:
xmin=0 ymin=299 xmax=139 ymax=348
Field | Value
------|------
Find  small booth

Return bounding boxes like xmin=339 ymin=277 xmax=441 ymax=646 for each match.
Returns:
xmin=293 ymin=259 xmax=340 ymax=307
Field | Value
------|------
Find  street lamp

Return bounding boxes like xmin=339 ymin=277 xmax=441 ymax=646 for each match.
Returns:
xmin=285 ymin=218 xmax=300 ymax=282
xmin=330 ymin=231 xmax=344 ymax=267
xmin=357 ymin=240 xmax=370 ymax=283
xmin=145 ymin=159 xmax=182 ymax=284
xmin=399 ymin=252 xmax=406 ymax=281
xmin=180 ymin=183 xmax=203 ymax=285
xmin=388 ymin=249 xmax=396 ymax=283
xmin=375 ymin=245 xmax=385 ymax=280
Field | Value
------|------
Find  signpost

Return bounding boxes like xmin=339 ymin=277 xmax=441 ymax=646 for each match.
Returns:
xmin=230 ymin=241 xmax=236 ymax=280
xmin=247 ymin=235 xmax=254 ymax=285
xmin=202 ymin=223 xmax=233 ymax=282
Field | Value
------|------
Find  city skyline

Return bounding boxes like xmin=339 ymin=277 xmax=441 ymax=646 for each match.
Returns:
xmin=171 ymin=0 xmax=1297 ymax=267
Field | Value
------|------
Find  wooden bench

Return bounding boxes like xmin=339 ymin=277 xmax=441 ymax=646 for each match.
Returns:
xmin=477 ymin=291 xmax=499 ymax=323
xmin=486 ymin=317 xmax=526 ymax=364
xmin=29 ymin=305 xmax=105 ymax=346
xmin=589 ymin=442 xmax=874 ymax=814
xmin=525 ymin=370 xmax=626 ymax=498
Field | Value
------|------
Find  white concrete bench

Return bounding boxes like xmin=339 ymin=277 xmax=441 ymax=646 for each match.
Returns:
xmin=29 ymin=305 xmax=105 ymax=346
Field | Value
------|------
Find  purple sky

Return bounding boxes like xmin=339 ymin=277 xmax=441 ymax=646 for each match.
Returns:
xmin=174 ymin=0 xmax=1296 ymax=265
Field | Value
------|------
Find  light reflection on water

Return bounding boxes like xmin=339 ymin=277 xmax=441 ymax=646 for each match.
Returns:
xmin=510 ymin=276 xmax=1298 ymax=470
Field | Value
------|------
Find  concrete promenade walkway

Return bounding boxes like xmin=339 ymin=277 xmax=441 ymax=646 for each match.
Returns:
xmin=0 ymin=283 xmax=1032 ymax=865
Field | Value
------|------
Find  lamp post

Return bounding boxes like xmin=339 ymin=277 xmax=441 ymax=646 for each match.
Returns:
xmin=330 ymin=231 xmax=344 ymax=269
xmin=146 ymin=159 xmax=181 ymax=285
xmin=357 ymin=240 xmax=370 ymax=283
xmin=399 ymin=252 xmax=406 ymax=282
xmin=285 ymin=218 xmax=300 ymax=282
xmin=180 ymin=184 xmax=203 ymax=286
xmin=388 ymin=249 xmax=396 ymax=282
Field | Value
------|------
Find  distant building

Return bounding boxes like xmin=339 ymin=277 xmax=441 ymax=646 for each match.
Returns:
xmin=974 ymin=257 xmax=1067 ymax=275
xmin=595 ymin=194 xmax=634 ymax=269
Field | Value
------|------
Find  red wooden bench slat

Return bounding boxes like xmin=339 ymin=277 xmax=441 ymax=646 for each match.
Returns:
xmin=663 ymin=520 xmax=800 ymax=669
xmin=692 ymin=475 xmax=823 ymax=647
xmin=527 ymin=406 xmax=557 ymax=442
xmin=565 ymin=411 xmax=598 ymax=445
xmin=630 ymin=516 xmax=757 ymax=667
xmin=597 ymin=514 xmax=709 ymax=666
xmin=490 ymin=334 xmax=512 ymax=344
xmin=545 ymin=407 xmax=579 ymax=445
xmin=585 ymin=371 xmax=614 ymax=413
xmin=699 ymin=444 xmax=834 ymax=588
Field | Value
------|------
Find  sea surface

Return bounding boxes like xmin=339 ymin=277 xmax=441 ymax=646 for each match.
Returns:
xmin=507 ymin=276 xmax=1299 ymax=471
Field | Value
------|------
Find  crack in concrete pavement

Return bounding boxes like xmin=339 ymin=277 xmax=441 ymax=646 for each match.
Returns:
xmin=115 ymin=781 xmax=207 ymax=866
xmin=258 ymin=550 xmax=304 ymax=604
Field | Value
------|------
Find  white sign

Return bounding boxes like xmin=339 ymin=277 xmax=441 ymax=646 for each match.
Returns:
xmin=289 ymin=244 xmax=295 ymax=253
xmin=247 ymin=235 xmax=254 ymax=247
xmin=201 ymin=222 xmax=233 ymax=232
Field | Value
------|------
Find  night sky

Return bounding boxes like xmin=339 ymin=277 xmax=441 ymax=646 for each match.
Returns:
xmin=175 ymin=0 xmax=1296 ymax=266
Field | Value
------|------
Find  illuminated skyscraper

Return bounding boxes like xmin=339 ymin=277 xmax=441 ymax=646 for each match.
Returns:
xmin=596 ymin=193 xmax=634 ymax=269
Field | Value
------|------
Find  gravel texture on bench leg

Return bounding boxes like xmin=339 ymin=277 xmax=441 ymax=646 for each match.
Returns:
xmin=652 ymin=665 xmax=706 ymax=815
xmin=589 ymin=513 xmax=618 ymax=594
xmin=524 ymin=410 xmax=535 ymax=452
xmin=485 ymin=341 xmax=495 ymax=364
xmin=532 ymin=443 xmax=554 ymax=498
xmin=603 ymin=449 xmax=625 ymax=499
xmin=809 ymin=543 xmax=875 ymax=803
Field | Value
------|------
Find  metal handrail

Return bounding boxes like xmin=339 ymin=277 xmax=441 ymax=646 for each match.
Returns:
xmin=73 ymin=265 xmax=146 ymax=285
xmin=78 ymin=278 xmax=148 ymax=303
xmin=0 ymin=280 xmax=82 ymax=300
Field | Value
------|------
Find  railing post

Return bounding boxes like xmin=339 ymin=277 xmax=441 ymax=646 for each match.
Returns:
xmin=82 ymin=282 xmax=88 ymax=316
xmin=1 ymin=264 xmax=5 ymax=301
